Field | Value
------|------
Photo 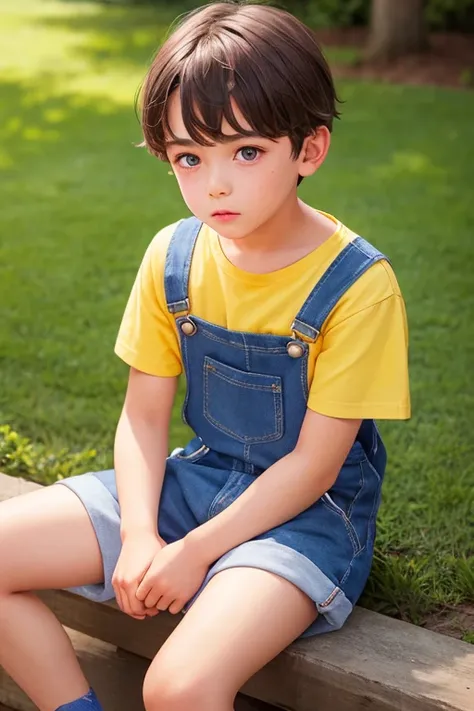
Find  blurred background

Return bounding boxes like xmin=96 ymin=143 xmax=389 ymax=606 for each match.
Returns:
xmin=0 ymin=0 xmax=473 ymax=638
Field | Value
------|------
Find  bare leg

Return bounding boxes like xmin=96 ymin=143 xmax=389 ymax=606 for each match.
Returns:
xmin=0 ymin=485 xmax=105 ymax=711
xmin=142 ymin=566 xmax=317 ymax=711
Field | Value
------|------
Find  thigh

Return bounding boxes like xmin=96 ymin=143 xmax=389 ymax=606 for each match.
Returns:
xmin=146 ymin=567 xmax=317 ymax=695
xmin=0 ymin=484 xmax=103 ymax=593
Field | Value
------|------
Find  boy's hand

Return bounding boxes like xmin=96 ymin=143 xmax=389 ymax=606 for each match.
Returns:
xmin=135 ymin=538 xmax=210 ymax=615
xmin=112 ymin=531 xmax=167 ymax=620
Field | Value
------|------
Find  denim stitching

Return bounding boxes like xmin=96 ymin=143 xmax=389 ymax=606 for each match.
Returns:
xmin=200 ymin=327 xmax=288 ymax=353
xmin=313 ymin=253 xmax=381 ymax=329
xmin=302 ymin=245 xmax=355 ymax=323
xmin=299 ymin=242 xmax=354 ymax=322
xmin=204 ymin=397 xmax=283 ymax=442
xmin=274 ymin=379 xmax=283 ymax=437
xmin=321 ymin=495 xmax=361 ymax=554
xmin=204 ymin=357 xmax=282 ymax=391
xmin=164 ymin=218 xmax=201 ymax=313
xmin=357 ymin=457 xmax=382 ymax=550
xmin=347 ymin=460 xmax=365 ymax=520
xmin=299 ymin=352 xmax=309 ymax=400
xmin=203 ymin=362 xmax=283 ymax=443
xmin=365 ymin=456 xmax=382 ymax=525
xmin=296 ymin=240 xmax=383 ymax=334
xmin=244 ymin=444 xmax=251 ymax=463
xmin=207 ymin=473 xmax=238 ymax=519
xmin=372 ymin=422 xmax=379 ymax=456
xmin=207 ymin=368 xmax=281 ymax=392
xmin=208 ymin=472 xmax=250 ymax=518
xmin=241 ymin=332 xmax=251 ymax=371
xmin=319 ymin=586 xmax=341 ymax=608
xmin=340 ymin=543 xmax=366 ymax=586
xmin=180 ymin=223 xmax=198 ymax=306
xmin=181 ymin=334 xmax=191 ymax=426
xmin=352 ymin=235 xmax=383 ymax=260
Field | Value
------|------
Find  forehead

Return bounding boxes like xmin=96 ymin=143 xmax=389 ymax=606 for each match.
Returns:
xmin=165 ymin=89 xmax=253 ymax=142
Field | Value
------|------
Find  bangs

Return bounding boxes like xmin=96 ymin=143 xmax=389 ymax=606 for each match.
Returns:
xmin=163 ymin=38 xmax=293 ymax=154
xmin=139 ymin=3 xmax=339 ymax=161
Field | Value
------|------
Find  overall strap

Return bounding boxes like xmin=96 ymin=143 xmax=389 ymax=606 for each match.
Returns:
xmin=164 ymin=216 xmax=203 ymax=315
xmin=292 ymin=236 xmax=387 ymax=342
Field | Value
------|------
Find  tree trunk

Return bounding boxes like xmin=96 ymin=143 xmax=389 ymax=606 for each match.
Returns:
xmin=365 ymin=0 xmax=428 ymax=64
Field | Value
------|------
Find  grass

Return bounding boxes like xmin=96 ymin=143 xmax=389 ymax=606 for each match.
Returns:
xmin=0 ymin=0 xmax=473 ymax=633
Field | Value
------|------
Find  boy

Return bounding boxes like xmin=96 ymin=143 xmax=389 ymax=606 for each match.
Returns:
xmin=0 ymin=2 xmax=410 ymax=710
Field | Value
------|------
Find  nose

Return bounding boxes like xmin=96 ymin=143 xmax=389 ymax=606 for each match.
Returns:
xmin=208 ymin=168 xmax=232 ymax=198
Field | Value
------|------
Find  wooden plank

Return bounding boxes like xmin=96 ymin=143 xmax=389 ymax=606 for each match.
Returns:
xmin=2 ymin=472 xmax=474 ymax=711
xmin=37 ymin=590 xmax=474 ymax=711
xmin=0 ymin=473 xmax=38 ymax=499
xmin=0 ymin=628 xmax=147 ymax=710
xmin=0 ymin=633 xmax=278 ymax=711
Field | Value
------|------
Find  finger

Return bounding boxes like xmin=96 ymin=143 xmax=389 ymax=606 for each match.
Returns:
xmin=135 ymin=578 xmax=151 ymax=603
xmin=168 ymin=599 xmax=184 ymax=615
xmin=125 ymin=584 xmax=148 ymax=619
xmin=156 ymin=595 xmax=173 ymax=612
xmin=143 ymin=588 xmax=161 ymax=609
xmin=119 ymin=587 xmax=136 ymax=617
xmin=113 ymin=581 xmax=126 ymax=614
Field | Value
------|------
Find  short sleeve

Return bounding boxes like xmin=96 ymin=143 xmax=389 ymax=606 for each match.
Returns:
xmin=308 ymin=294 xmax=410 ymax=419
xmin=114 ymin=228 xmax=183 ymax=376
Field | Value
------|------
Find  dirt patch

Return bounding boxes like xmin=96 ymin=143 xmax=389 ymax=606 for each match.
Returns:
xmin=422 ymin=603 xmax=474 ymax=642
xmin=316 ymin=27 xmax=474 ymax=89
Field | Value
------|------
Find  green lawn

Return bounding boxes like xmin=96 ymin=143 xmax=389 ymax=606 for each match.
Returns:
xmin=0 ymin=0 xmax=473 ymax=635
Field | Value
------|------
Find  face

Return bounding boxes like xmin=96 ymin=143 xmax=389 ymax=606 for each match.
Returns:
xmin=164 ymin=90 xmax=317 ymax=240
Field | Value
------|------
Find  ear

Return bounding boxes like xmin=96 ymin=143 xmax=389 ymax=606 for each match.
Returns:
xmin=297 ymin=126 xmax=331 ymax=179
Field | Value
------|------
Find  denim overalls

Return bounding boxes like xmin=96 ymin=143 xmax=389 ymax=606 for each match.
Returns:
xmin=61 ymin=216 xmax=388 ymax=638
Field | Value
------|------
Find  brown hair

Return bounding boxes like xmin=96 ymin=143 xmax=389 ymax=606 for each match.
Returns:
xmin=138 ymin=0 xmax=340 ymax=181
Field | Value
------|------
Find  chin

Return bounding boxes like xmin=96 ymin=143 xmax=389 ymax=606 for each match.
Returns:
xmin=215 ymin=218 xmax=267 ymax=241
xmin=202 ymin=217 xmax=247 ymax=239
xmin=215 ymin=225 xmax=254 ymax=241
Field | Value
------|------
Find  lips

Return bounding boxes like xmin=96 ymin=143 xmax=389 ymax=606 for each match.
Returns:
xmin=212 ymin=211 xmax=239 ymax=216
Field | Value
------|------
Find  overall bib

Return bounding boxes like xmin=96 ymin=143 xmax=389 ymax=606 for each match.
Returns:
xmin=60 ymin=217 xmax=388 ymax=638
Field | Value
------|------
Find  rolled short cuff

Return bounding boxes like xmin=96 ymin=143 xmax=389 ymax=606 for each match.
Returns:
xmin=55 ymin=474 xmax=120 ymax=602
xmin=183 ymin=538 xmax=353 ymax=637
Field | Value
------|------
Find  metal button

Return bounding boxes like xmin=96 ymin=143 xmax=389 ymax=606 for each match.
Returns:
xmin=287 ymin=341 xmax=304 ymax=358
xmin=180 ymin=319 xmax=197 ymax=336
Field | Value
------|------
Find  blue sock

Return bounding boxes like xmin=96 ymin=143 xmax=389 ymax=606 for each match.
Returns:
xmin=55 ymin=687 xmax=103 ymax=710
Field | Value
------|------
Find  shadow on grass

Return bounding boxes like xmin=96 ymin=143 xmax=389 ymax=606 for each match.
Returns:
xmin=36 ymin=1 xmax=198 ymax=73
xmin=0 ymin=75 xmax=188 ymax=453
xmin=2 ymin=4 xmax=474 ymax=649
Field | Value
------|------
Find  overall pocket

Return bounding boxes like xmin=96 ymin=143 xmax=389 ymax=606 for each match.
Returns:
xmin=321 ymin=492 xmax=362 ymax=555
xmin=203 ymin=356 xmax=284 ymax=444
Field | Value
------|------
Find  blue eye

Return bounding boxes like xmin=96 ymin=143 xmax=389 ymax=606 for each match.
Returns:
xmin=176 ymin=154 xmax=200 ymax=168
xmin=239 ymin=147 xmax=259 ymax=161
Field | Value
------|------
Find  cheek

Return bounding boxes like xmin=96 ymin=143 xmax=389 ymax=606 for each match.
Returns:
xmin=173 ymin=172 xmax=199 ymax=202
xmin=247 ymin=165 xmax=291 ymax=200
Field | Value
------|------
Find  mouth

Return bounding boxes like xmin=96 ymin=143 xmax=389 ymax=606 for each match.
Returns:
xmin=211 ymin=210 xmax=240 ymax=216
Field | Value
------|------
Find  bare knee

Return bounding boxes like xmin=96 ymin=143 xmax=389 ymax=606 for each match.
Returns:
xmin=142 ymin=668 xmax=233 ymax=711
xmin=0 ymin=512 xmax=18 ymax=595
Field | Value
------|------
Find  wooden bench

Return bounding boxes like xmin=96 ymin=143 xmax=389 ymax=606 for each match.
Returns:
xmin=0 ymin=471 xmax=473 ymax=711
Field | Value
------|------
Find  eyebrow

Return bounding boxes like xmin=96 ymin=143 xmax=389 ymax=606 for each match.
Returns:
xmin=165 ymin=131 xmax=264 ymax=148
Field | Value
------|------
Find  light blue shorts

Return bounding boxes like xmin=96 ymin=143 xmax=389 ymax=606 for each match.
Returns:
xmin=57 ymin=438 xmax=379 ymax=637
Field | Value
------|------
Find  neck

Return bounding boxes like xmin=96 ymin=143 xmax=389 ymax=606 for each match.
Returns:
xmin=220 ymin=197 xmax=336 ymax=254
xmin=230 ymin=197 xmax=309 ymax=253
xmin=216 ymin=197 xmax=337 ymax=274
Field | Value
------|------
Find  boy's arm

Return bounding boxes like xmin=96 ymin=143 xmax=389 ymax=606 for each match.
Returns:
xmin=114 ymin=367 xmax=177 ymax=542
xmin=186 ymin=409 xmax=362 ymax=562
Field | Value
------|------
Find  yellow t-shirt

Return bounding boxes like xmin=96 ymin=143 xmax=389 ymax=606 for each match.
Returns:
xmin=115 ymin=214 xmax=410 ymax=420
